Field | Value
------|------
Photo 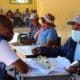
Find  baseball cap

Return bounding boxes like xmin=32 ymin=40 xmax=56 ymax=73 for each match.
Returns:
xmin=67 ymin=16 xmax=80 ymax=25
xmin=30 ymin=13 xmax=39 ymax=20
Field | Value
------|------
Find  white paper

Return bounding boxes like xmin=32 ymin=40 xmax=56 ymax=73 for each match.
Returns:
xmin=22 ymin=56 xmax=71 ymax=76
xmin=14 ymin=45 xmax=41 ymax=55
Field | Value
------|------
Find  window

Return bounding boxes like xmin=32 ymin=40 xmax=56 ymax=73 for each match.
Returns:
xmin=10 ymin=0 xmax=32 ymax=4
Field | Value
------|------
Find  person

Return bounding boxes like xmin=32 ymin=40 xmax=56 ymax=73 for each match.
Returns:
xmin=35 ymin=13 xmax=58 ymax=47
xmin=18 ymin=13 xmax=40 ymax=45
xmin=29 ymin=13 xmax=40 ymax=42
xmin=32 ymin=15 xmax=80 ymax=73
xmin=14 ymin=9 xmax=24 ymax=27
xmin=0 ymin=15 xmax=28 ymax=73
xmin=6 ymin=10 xmax=14 ymax=22
xmin=23 ymin=8 xmax=30 ymax=26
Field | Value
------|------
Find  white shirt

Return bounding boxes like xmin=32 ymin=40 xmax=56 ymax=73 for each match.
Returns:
xmin=74 ymin=43 xmax=80 ymax=61
xmin=0 ymin=40 xmax=19 ymax=66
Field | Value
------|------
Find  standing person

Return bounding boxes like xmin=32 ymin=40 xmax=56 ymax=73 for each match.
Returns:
xmin=35 ymin=13 xmax=58 ymax=47
xmin=0 ymin=15 xmax=28 ymax=75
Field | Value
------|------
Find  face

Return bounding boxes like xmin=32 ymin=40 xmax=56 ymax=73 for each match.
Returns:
xmin=72 ymin=22 xmax=80 ymax=31
xmin=40 ymin=18 xmax=48 ymax=28
xmin=31 ymin=19 xmax=38 ymax=26
xmin=71 ymin=22 xmax=80 ymax=42
xmin=0 ymin=25 xmax=14 ymax=41
xmin=41 ymin=22 xmax=48 ymax=28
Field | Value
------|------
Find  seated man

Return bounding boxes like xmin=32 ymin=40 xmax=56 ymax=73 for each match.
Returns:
xmin=0 ymin=15 xmax=28 ymax=73
xmin=32 ymin=16 xmax=80 ymax=73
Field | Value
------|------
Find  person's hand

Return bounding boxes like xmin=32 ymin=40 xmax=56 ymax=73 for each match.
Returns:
xmin=32 ymin=47 xmax=41 ymax=55
xmin=66 ymin=62 xmax=80 ymax=74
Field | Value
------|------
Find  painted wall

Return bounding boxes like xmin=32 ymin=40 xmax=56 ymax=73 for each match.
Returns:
xmin=37 ymin=0 xmax=80 ymax=43
xmin=0 ymin=0 xmax=37 ymax=12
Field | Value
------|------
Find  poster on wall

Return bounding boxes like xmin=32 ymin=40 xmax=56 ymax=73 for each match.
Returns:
xmin=10 ymin=0 xmax=32 ymax=4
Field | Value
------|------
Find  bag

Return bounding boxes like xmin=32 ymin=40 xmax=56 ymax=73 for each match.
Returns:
xmin=18 ymin=33 xmax=35 ymax=45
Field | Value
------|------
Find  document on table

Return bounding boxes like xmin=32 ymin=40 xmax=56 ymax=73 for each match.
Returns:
xmin=22 ymin=56 xmax=71 ymax=76
xmin=14 ymin=45 xmax=41 ymax=55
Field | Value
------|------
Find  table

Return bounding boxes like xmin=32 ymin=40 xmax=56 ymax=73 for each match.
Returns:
xmin=19 ymin=58 xmax=70 ymax=80
xmin=11 ymin=45 xmax=71 ymax=80
xmin=19 ymin=73 xmax=70 ymax=80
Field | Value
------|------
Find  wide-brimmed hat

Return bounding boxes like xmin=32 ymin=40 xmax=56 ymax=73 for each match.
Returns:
xmin=67 ymin=16 xmax=80 ymax=25
xmin=42 ymin=13 xmax=56 ymax=27
xmin=30 ymin=13 xmax=39 ymax=20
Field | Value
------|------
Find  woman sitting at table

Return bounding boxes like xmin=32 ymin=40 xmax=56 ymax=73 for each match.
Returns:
xmin=34 ymin=13 xmax=58 ymax=47
xmin=24 ymin=13 xmax=40 ymax=44
xmin=19 ymin=13 xmax=40 ymax=45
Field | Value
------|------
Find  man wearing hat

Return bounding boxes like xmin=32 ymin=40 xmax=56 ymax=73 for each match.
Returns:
xmin=32 ymin=16 xmax=80 ymax=73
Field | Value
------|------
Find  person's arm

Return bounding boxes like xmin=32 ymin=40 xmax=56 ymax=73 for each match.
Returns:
xmin=32 ymin=46 xmax=63 ymax=57
xmin=34 ymin=29 xmax=41 ymax=40
xmin=32 ymin=38 xmax=71 ymax=57
xmin=0 ymin=40 xmax=28 ymax=73
xmin=66 ymin=61 xmax=80 ymax=74
xmin=46 ymin=29 xmax=58 ymax=47
xmin=45 ymin=40 xmax=55 ymax=47
xmin=12 ymin=59 xmax=28 ymax=73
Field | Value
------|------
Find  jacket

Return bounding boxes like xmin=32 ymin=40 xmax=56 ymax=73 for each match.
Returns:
xmin=40 ymin=37 xmax=77 ymax=62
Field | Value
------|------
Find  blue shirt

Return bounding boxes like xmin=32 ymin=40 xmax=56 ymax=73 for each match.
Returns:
xmin=37 ymin=28 xmax=58 ymax=45
xmin=74 ymin=43 xmax=80 ymax=61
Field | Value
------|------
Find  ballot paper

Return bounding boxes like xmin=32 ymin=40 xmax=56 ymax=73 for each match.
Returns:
xmin=22 ymin=56 xmax=71 ymax=75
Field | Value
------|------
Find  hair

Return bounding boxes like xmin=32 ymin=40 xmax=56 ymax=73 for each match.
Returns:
xmin=0 ymin=15 xmax=14 ymax=29
xmin=31 ymin=9 xmax=37 ymax=13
